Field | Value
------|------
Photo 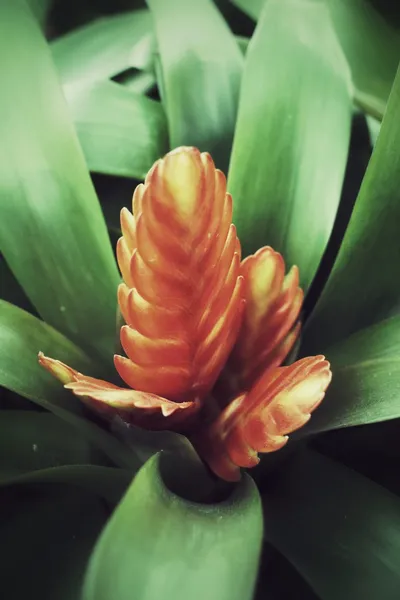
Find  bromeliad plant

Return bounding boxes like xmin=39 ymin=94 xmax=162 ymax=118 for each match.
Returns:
xmin=39 ymin=146 xmax=331 ymax=481
xmin=1 ymin=1 xmax=400 ymax=600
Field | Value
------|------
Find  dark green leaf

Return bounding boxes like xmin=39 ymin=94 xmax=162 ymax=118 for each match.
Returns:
xmin=1 ymin=464 xmax=131 ymax=504
xmin=148 ymin=0 xmax=244 ymax=171
xmin=1 ymin=486 xmax=107 ymax=600
xmin=232 ymin=0 xmax=400 ymax=118
xmin=0 ymin=1 xmax=120 ymax=360
xmin=263 ymin=450 xmax=400 ymax=600
xmin=52 ymin=10 xmax=154 ymax=86
xmin=299 ymin=316 xmax=400 ymax=435
xmin=0 ymin=411 xmax=94 ymax=477
xmin=303 ymin=66 xmax=400 ymax=352
xmin=83 ymin=453 xmax=263 ymax=600
xmin=65 ymin=81 xmax=168 ymax=179
xmin=228 ymin=0 xmax=351 ymax=292
xmin=0 ymin=301 xmax=138 ymax=470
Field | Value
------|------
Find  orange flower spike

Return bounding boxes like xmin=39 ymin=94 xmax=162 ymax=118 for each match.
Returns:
xmin=196 ymin=356 xmax=332 ymax=481
xmin=114 ymin=147 xmax=244 ymax=403
xmin=229 ymin=246 xmax=303 ymax=391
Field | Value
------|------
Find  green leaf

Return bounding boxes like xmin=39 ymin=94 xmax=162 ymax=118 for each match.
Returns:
xmin=303 ymin=66 xmax=400 ymax=352
xmin=299 ymin=316 xmax=400 ymax=435
xmin=263 ymin=450 xmax=400 ymax=600
xmin=27 ymin=0 xmax=52 ymax=26
xmin=52 ymin=10 xmax=154 ymax=86
xmin=1 ymin=486 xmax=107 ymax=600
xmin=324 ymin=0 xmax=400 ymax=118
xmin=1 ymin=464 xmax=131 ymax=504
xmin=0 ymin=0 xmax=120 ymax=360
xmin=0 ymin=411 xmax=94 ymax=477
xmin=65 ymin=81 xmax=168 ymax=179
xmin=83 ymin=453 xmax=263 ymax=600
xmin=228 ymin=0 xmax=352 ymax=292
xmin=0 ymin=301 xmax=138 ymax=470
xmin=148 ymin=0 xmax=244 ymax=171
xmin=232 ymin=0 xmax=400 ymax=118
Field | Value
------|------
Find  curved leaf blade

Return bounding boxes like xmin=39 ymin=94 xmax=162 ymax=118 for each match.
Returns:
xmin=304 ymin=65 xmax=400 ymax=352
xmin=232 ymin=0 xmax=400 ymax=118
xmin=52 ymin=10 xmax=154 ymax=86
xmin=0 ymin=411 xmax=94 ymax=477
xmin=0 ymin=0 xmax=120 ymax=360
xmin=1 ymin=464 xmax=131 ymax=504
xmin=299 ymin=316 xmax=400 ymax=435
xmin=228 ymin=0 xmax=352 ymax=292
xmin=0 ymin=301 xmax=138 ymax=470
xmin=263 ymin=450 xmax=400 ymax=600
xmin=83 ymin=453 xmax=263 ymax=600
xmin=65 ymin=81 xmax=168 ymax=179
xmin=148 ymin=0 xmax=244 ymax=171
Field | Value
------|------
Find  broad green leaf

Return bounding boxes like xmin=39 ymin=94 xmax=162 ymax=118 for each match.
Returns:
xmin=299 ymin=316 xmax=400 ymax=435
xmin=0 ymin=301 xmax=138 ymax=470
xmin=0 ymin=411 xmax=94 ymax=477
xmin=65 ymin=81 xmax=168 ymax=179
xmin=52 ymin=10 xmax=154 ymax=86
xmin=83 ymin=453 xmax=263 ymax=600
xmin=263 ymin=450 xmax=400 ymax=600
xmin=1 ymin=486 xmax=107 ymax=600
xmin=324 ymin=0 xmax=400 ymax=118
xmin=232 ymin=0 xmax=400 ymax=117
xmin=1 ymin=464 xmax=131 ymax=504
xmin=303 ymin=66 xmax=400 ymax=352
xmin=228 ymin=0 xmax=352 ymax=292
xmin=0 ymin=0 xmax=120 ymax=360
xmin=147 ymin=0 xmax=244 ymax=171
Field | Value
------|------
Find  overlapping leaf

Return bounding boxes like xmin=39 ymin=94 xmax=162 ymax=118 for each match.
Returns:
xmin=64 ymin=81 xmax=168 ymax=179
xmin=147 ymin=0 xmax=244 ymax=171
xmin=304 ymin=65 xmax=400 ymax=352
xmin=264 ymin=450 xmax=400 ymax=600
xmin=298 ymin=316 xmax=400 ymax=435
xmin=0 ymin=301 xmax=137 ymax=470
xmin=0 ymin=0 xmax=120 ymax=360
xmin=83 ymin=453 xmax=263 ymax=600
xmin=52 ymin=9 xmax=154 ymax=86
xmin=228 ymin=0 xmax=352 ymax=292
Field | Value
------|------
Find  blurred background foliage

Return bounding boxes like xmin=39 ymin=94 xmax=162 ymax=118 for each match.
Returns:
xmin=1 ymin=0 xmax=400 ymax=599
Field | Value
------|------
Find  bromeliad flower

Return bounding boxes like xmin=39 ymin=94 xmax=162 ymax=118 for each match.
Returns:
xmin=39 ymin=147 xmax=332 ymax=481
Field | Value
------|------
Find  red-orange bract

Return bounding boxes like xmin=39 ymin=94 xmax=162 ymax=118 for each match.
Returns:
xmin=39 ymin=147 xmax=331 ymax=481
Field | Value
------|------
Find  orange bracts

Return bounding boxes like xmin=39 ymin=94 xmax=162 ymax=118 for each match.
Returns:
xmin=39 ymin=147 xmax=331 ymax=481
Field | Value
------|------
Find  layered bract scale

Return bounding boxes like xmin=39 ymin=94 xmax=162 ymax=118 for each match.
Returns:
xmin=116 ymin=148 xmax=244 ymax=406
xmin=38 ymin=147 xmax=332 ymax=482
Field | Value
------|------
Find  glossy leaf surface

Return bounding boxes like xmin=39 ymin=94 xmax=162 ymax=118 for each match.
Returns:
xmin=52 ymin=10 xmax=154 ymax=86
xmin=228 ymin=0 xmax=351 ymax=292
xmin=83 ymin=454 xmax=263 ymax=600
xmin=0 ymin=301 xmax=137 ymax=470
xmin=0 ymin=0 xmax=120 ymax=360
xmin=65 ymin=81 xmax=168 ymax=179
xmin=304 ymin=66 xmax=400 ymax=352
xmin=148 ymin=0 xmax=244 ymax=171
xmin=299 ymin=316 xmax=400 ymax=435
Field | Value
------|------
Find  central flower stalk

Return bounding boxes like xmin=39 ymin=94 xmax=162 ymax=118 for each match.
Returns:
xmin=39 ymin=147 xmax=332 ymax=481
